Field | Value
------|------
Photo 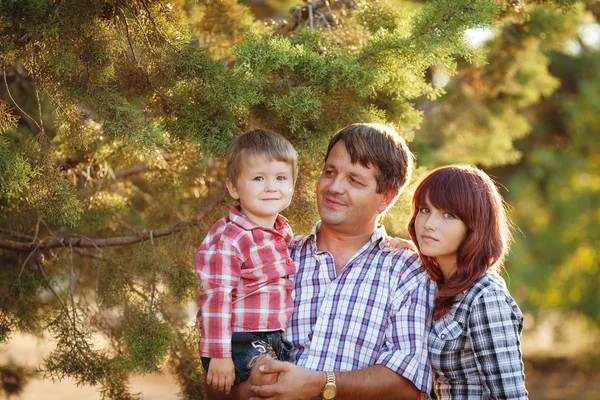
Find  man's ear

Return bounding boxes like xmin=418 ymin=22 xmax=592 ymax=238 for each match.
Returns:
xmin=225 ymin=178 xmax=240 ymax=200
xmin=377 ymin=189 xmax=399 ymax=214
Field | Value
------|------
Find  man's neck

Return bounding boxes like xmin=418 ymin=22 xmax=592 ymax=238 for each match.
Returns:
xmin=317 ymin=223 xmax=378 ymax=273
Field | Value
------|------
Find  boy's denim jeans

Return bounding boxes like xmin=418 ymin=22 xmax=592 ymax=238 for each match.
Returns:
xmin=201 ymin=330 xmax=290 ymax=386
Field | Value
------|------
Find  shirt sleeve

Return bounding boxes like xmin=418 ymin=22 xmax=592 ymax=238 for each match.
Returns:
xmin=195 ymin=237 xmax=241 ymax=358
xmin=468 ymin=291 xmax=528 ymax=399
xmin=375 ymin=253 xmax=434 ymax=393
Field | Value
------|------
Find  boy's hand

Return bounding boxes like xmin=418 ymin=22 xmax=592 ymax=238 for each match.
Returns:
xmin=384 ymin=236 xmax=417 ymax=252
xmin=207 ymin=357 xmax=235 ymax=394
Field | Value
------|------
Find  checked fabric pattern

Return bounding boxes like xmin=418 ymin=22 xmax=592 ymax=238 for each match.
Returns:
xmin=195 ymin=206 xmax=295 ymax=358
xmin=428 ymin=271 xmax=528 ymax=399
xmin=285 ymin=222 xmax=435 ymax=394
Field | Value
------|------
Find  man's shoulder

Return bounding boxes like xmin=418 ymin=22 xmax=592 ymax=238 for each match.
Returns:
xmin=381 ymin=248 xmax=430 ymax=288
xmin=383 ymin=247 xmax=423 ymax=270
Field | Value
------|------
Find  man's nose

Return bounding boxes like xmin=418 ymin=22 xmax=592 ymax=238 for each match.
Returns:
xmin=327 ymin=177 xmax=344 ymax=194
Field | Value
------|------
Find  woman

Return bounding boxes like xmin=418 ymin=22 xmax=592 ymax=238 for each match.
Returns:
xmin=408 ymin=165 xmax=528 ymax=399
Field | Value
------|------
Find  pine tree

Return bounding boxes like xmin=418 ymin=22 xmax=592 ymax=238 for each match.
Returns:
xmin=0 ymin=0 xmax=594 ymax=397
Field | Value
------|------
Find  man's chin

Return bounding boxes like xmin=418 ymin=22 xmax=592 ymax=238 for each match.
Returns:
xmin=319 ymin=212 xmax=347 ymax=227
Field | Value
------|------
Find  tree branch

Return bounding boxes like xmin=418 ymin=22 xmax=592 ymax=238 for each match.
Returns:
xmin=0 ymin=229 xmax=35 ymax=242
xmin=2 ymin=64 xmax=42 ymax=132
xmin=0 ymin=196 xmax=226 ymax=252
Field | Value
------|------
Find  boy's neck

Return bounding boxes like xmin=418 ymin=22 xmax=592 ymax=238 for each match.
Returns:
xmin=239 ymin=208 xmax=277 ymax=229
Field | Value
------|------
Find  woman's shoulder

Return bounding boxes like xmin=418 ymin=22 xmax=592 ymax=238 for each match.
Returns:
xmin=463 ymin=271 xmax=523 ymax=321
xmin=452 ymin=271 xmax=521 ymax=319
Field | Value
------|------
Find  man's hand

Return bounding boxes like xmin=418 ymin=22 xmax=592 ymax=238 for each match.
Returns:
xmin=384 ymin=237 xmax=417 ymax=252
xmin=249 ymin=358 xmax=324 ymax=400
xmin=207 ymin=357 xmax=235 ymax=394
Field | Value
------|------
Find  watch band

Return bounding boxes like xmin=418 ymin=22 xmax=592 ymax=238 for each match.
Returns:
xmin=321 ymin=371 xmax=336 ymax=400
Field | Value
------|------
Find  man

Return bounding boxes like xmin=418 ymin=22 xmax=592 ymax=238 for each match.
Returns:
xmin=207 ymin=123 xmax=434 ymax=400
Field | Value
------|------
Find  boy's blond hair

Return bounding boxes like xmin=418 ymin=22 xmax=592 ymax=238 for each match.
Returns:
xmin=226 ymin=128 xmax=298 ymax=185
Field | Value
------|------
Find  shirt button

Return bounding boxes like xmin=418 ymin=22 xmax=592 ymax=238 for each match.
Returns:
xmin=440 ymin=334 xmax=446 ymax=339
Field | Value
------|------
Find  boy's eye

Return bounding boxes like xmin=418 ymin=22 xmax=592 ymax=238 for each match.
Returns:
xmin=276 ymin=175 xmax=287 ymax=181
xmin=253 ymin=176 xmax=264 ymax=181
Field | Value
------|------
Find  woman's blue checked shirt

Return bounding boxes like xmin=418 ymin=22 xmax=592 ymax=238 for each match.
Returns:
xmin=428 ymin=271 xmax=528 ymax=399
xmin=284 ymin=223 xmax=435 ymax=394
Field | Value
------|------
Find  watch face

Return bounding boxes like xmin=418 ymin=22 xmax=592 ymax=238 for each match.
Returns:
xmin=323 ymin=387 xmax=336 ymax=399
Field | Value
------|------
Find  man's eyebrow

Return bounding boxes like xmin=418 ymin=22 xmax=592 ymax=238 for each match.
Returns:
xmin=349 ymin=171 xmax=367 ymax=181
xmin=323 ymin=162 xmax=368 ymax=180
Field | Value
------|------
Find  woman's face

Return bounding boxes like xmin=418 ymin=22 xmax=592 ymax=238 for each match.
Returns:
xmin=414 ymin=196 xmax=468 ymax=279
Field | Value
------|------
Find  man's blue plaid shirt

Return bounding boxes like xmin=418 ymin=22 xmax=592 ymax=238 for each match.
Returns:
xmin=284 ymin=222 xmax=435 ymax=394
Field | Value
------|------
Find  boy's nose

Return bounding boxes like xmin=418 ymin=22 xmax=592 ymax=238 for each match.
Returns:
xmin=265 ymin=180 xmax=277 ymax=192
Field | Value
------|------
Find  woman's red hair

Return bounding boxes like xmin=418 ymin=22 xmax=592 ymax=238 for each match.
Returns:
xmin=408 ymin=165 xmax=513 ymax=320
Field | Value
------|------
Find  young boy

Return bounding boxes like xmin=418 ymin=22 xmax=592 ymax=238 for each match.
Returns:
xmin=195 ymin=128 xmax=298 ymax=394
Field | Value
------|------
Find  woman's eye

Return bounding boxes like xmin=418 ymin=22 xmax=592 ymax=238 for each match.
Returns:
xmin=419 ymin=208 xmax=430 ymax=214
xmin=443 ymin=212 xmax=456 ymax=219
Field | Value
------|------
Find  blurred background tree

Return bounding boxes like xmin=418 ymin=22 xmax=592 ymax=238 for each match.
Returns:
xmin=0 ymin=0 xmax=598 ymax=398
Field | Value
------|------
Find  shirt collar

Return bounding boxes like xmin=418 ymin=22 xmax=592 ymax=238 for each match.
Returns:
xmin=298 ymin=221 xmax=388 ymax=249
xmin=228 ymin=205 xmax=288 ymax=231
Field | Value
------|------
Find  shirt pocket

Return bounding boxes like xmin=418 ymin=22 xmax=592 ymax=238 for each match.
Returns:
xmin=431 ymin=316 xmax=466 ymax=352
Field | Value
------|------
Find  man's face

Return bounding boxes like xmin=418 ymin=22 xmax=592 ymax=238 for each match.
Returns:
xmin=316 ymin=141 xmax=396 ymax=233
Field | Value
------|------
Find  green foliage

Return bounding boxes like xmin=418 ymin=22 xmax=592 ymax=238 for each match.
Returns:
xmin=26 ymin=172 xmax=84 ymax=227
xmin=43 ymin=307 xmax=113 ymax=386
xmin=412 ymin=3 xmax=582 ymax=168
xmin=168 ymin=326 xmax=206 ymax=400
xmin=122 ymin=303 xmax=173 ymax=373
xmin=162 ymin=259 xmax=198 ymax=304
xmin=0 ymin=0 xmax=597 ymax=397
xmin=0 ymin=136 xmax=36 ymax=200
xmin=503 ymin=47 xmax=600 ymax=321
xmin=358 ymin=0 xmax=403 ymax=33
xmin=0 ymin=268 xmax=44 ymax=342
xmin=188 ymin=0 xmax=258 ymax=59
xmin=96 ymin=262 xmax=130 ymax=309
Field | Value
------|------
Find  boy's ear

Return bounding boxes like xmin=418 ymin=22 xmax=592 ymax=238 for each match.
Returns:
xmin=225 ymin=178 xmax=240 ymax=200
xmin=377 ymin=188 xmax=398 ymax=214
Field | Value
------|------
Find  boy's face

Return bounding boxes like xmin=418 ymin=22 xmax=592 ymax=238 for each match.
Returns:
xmin=226 ymin=154 xmax=295 ymax=228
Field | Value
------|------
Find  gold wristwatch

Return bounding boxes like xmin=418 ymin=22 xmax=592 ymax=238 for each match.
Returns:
xmin=321 ymin=371 xmax=337 ymax=400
